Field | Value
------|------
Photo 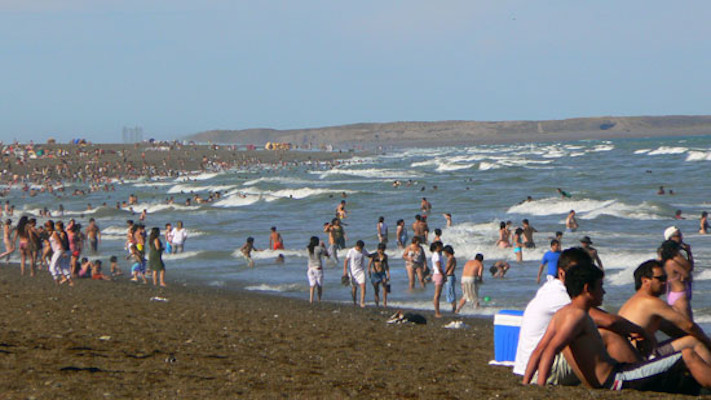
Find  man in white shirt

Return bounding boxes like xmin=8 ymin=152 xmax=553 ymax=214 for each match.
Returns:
xmin=171 ymin=221 xmax=188 ymax=254
xmin=514 ymin=247 xmax=653 ymax=385
xmin=343 ymin=240 xmax=368 ymax=308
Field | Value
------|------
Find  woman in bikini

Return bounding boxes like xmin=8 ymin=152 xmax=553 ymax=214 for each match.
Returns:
xmin=14 ymin=216 xmax=32 ymax=276
xmin=402 ymin=237 xmax=426 ymax=290
xmin=368 ymin=243 xmax=390 ymax=307
xmin=513 ymin=227 xmax=524 ymax=263
xmin=699 ymin=211 xmax=709 ymax=234
xmin=0 ymin=219 xmax=15 ymax=263
xmin=496 ymin=221 xmax=511 ymax=248
xmin=660 ymin=240 xmax=693 ymax=319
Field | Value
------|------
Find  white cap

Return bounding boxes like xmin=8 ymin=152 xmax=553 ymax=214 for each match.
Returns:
xmin=664 ymin=226 xmax=680 ymax=241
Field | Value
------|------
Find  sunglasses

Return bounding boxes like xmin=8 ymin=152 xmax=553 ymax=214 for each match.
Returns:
xmin=652 ymin=275 xmax=668 ymax=282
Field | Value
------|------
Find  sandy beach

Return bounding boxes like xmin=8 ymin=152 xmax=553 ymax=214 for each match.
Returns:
xmin=0 ymin=265 xmax=701 ymax=399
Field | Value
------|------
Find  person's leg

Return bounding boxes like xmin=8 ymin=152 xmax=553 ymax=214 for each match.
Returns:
xmin=309 ymin=285 xmax=315 ymax=304
xmin=383 ymin=282 xmax=388 ymax=307
xmin=670 ymin=336 xmax=711 ymax=364
xmin=30 ymin=249 xmax=37 ymax=276
xmin=160 ymin=270 xmax=166 ymax=286
xmin=316 ymin=284 xmax=322 ymax=302
xmin=416 ymin=268 xmax=425 ymax=288
xmin=599 ymin=329 xmax=642 ymax=364
xmin=20 ymin=248 xmax=26 ymax=275
xmin=359 ymin=283 xmax=366 ymax=308
xmin=681 ymin=348 xmax=711 ymax=387
xmin=373 ymin=283 xmax=380 ymax=306
xmin=153 ymin=270 xmax=158 ymax=285
xmin=434 ymin=284 xmax=442 ymax=317
xmin=351 ymin=285 xmax=357 ymax=305
xmin=455 ymin=297 xmax=466 ymax=313
xmin=406 ymin=265 xmax=415 ymax=290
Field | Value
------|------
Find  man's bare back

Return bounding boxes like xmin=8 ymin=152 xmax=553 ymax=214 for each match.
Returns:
xmin=461 ymin=259 xmax=482 ymax=279
xmin=525 ymin=301 xmax=616 ymax=387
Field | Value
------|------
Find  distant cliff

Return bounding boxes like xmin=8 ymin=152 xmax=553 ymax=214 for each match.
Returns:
xmin=185 ymin=115 xmax=711 ymax=147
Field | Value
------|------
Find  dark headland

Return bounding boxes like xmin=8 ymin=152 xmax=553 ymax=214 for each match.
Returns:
xmin=187 ymin=115 xmax=711 ymax=147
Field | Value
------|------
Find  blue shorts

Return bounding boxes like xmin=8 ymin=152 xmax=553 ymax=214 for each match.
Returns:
xmin=444 ymin=275 xmax=456 ymax=303
xmin=166 ymin=243 xmax=173 ymax=253
xmin=131 ymin=261 xmax=146 ymax=274
xmin=370 ymin=271 xmax=386 ymax=286
xmin=513 ymin=247 xmax=522 ymax=253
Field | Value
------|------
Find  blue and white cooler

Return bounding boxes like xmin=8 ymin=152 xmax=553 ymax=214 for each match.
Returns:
xmin=492 ymin=309 xmax=524 ymax=366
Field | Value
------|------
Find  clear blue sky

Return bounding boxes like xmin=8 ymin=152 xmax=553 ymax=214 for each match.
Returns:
xmin=1 ymin=1 xmax=709 ymax=143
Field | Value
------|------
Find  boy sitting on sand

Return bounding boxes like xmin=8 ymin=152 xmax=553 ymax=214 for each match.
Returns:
xmin=91 ymin=260 xmax=111 ymax=281
xmin=524 ymin=261 xmax=711 ymax=394
xmin=109 ymin=255 xmax=123 ymax=276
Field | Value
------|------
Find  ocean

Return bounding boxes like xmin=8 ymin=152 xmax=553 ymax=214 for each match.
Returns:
xmin=10 ymin=134 xmax=711 ymax=329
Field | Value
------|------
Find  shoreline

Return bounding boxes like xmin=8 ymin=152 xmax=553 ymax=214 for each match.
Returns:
xmin=0 ymin=265 xmax=698 ymax=399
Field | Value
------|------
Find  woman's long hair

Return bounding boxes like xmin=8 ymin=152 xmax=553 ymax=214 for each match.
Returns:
xmin=307 ymin=236 xmax=319 ymax=255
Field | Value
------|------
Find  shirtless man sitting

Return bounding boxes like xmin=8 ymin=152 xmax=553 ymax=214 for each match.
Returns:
xmin=524 ymin=261 xmax=711 ymax=394
xmin=617 ymin=259 xmax=711 ymax=361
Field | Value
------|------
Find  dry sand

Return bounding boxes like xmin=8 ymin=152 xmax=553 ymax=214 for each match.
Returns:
xmin=0 ymin=266 xmax=701 ymax=399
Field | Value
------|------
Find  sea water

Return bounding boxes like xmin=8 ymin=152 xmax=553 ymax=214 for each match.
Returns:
xmin=10 ymin=134 xmax=711 ymax=329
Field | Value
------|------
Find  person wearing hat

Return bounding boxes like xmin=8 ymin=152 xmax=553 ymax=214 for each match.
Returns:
xmin=664 ymin=226 xmax=693 ymax=267
xmin=580 ymin=236 xmax=603 ymax=270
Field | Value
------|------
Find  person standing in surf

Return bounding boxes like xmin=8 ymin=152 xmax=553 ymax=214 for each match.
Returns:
xmin=306 ymin=236 xmax=328 ymax=304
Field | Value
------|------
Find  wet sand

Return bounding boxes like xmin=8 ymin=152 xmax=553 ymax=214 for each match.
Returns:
xmin=0 ymin=266 xmax=700 ymax=399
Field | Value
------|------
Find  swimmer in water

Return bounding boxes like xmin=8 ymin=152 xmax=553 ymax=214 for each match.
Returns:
xmin=556 ymin=188 xmax=571 ymax=198
xmin=566 ymin=210 xmax=579 ymax=232
xmin=513 ymin=228 xmax=524 ymax=263
xmin=443 ymin=213 xmax=452 ymax=227
xmin=269 ymin=226 xmax=284 ymax=250
xmin=496 ymin=221 xmax=511 ymax=248
xmin=700 ymin=211 xmax=709 ymax=235
xmin=240 ymin=237 xmax=260 ymax=268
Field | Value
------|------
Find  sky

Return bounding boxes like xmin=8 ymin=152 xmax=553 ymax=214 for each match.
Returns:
xmin=0 ymin=1 xmax=709 ymax=143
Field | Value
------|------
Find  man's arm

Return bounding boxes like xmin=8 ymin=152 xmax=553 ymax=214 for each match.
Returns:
xmin=655 ymin=301 xmax=711 ymax=348
xmin=536 ymin=263 xmax=546 ymax=284
xmin=523 ymin=310 xmax=581 ymax=385
xmin=593 ymin=253 xmax=603 ymax=270
xmin=589 ymin=307 xmax=655 ymax=357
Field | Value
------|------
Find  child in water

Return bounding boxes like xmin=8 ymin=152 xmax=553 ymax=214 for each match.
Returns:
xmin=109 ymin=255 xmax=123 ymax=276
xmin=240 ymin=237 xmax=260 ymax=268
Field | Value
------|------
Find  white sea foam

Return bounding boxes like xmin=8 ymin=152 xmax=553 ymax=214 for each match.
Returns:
xmin=163 ymin=251 xmax=201 ymax=260
xmin=314 ymin=168 xmax=424 ymax=179
xmin=167 ymin=184 xmax=236 ymax=194
xmin=479 ymin=162 xmax=500 ymax=171
xmin=243 ymin=176 xmax=312 ymax=186
xmin=507 ymin=198 xmax=663 ymax=220
xmin=244 ymin=283 xmax=305 ymax=292
xmin=132 ymin=181 xmax=174 ymax=188
xmin=265 ymin=188 xmax=357 ymax=201
xmin=410 ymin=159 xmax=438 ymax=168
xmin=103 ymin=226 xmax=128 ymax=235
xmin=212 ymin=194 xmax=260 ymax=208
xmin=231 ymin=248 xmax=307 ymax=260
xmin=176 ymin=172 xmax=221 ymax=181
xmin=647 ymin=146 xmax=688 ymax=155
xmin=685 ymin=151 xmax=711 ymax=162
xmin=591 ymin=144 xmax=615 ymax=152
xmin=695 ymin=269 xmax=711 ymax=281
xmin=435 ymin=161 xmax=474 ymax=172
xmin=634 ymin=149 xmax=651 ymax=154
xmin=127 ymin=202 xmax=200 ymax=214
